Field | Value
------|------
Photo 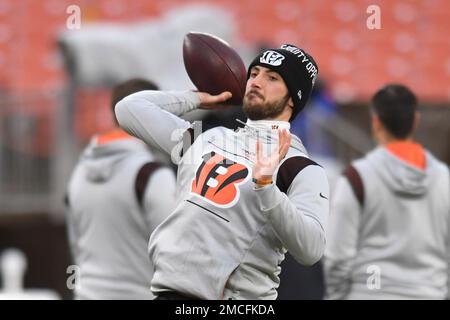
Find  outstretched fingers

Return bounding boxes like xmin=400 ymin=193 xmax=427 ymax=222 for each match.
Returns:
xmin=278 ymin=129 xmax=292 ymax=161
xmin=256 ymin=139 xmax=262 ymax=162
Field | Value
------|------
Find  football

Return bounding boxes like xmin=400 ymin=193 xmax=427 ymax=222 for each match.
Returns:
xmin=183 ymin=32 xmax=247 ymax=106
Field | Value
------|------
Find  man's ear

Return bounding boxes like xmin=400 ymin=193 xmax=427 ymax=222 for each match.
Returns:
xmin=371 ymin=113 xmax=382 ymax=135
xmin=288 ymin=97 xmax=294 ymax=109
xmin=372 ymin=114 xmax=380 ymax=129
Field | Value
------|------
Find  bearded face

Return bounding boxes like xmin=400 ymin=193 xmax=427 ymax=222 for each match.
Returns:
xmin=243 ymin=66 xmax=292 ymax=121
xmin=243 ymin=92 xmax=290 ymax=120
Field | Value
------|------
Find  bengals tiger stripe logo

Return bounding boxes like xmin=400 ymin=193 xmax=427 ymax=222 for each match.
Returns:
xmin=191 ymin=152 xmax=249 ymax=207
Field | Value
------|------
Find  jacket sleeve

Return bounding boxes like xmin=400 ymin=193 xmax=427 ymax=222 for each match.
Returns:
xmin=447 ymin=214 xmax=450 ymax=300
xmin=64 ymin=192 xmax=80 ymax=264
xmin=323 ymin=175 xmax=360 ymax=300
xmin=447 ymin=170 xmax=450 ymax=300
xmin=114 ymin=90 xmax=200 ymax=162
xmin=254 ymin=165 xmax=329 ymax=266
xmin=141 ymin=167 xmax=178 ymax=235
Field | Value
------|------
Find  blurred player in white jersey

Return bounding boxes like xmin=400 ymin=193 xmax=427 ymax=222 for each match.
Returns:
xmin=325 ymin=84 xmax=450 ymax=299
xmin=65 ymin=79 xmax=177 ymax=299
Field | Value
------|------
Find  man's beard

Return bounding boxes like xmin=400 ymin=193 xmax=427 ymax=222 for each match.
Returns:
xmin=243 ymin=92 xmax=290 ymax=121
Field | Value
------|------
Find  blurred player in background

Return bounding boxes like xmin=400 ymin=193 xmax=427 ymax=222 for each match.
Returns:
xmin=324 ymin=84 xmax=450 ymax=299
xmin=65 ymin=79 xmax=177 ymax=299
xmin=115 ymin=44 xmax=329 ymax=300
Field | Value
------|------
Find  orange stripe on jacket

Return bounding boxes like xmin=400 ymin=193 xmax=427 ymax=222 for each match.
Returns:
xmin=95 ymin=129 xmax=134 ymax=145
xmin=203 ymin=163 xmax=247 ymax=205
xmin=385 ymin=141 xmax=426 ymax=170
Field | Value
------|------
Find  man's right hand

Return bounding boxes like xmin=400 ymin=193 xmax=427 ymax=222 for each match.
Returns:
xmin=197 ymin=91 xmax=233 ymax=110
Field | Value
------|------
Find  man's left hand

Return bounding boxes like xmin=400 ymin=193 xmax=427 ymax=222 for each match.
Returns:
xmin=252 ymin=129 xmax=292 ymax=186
